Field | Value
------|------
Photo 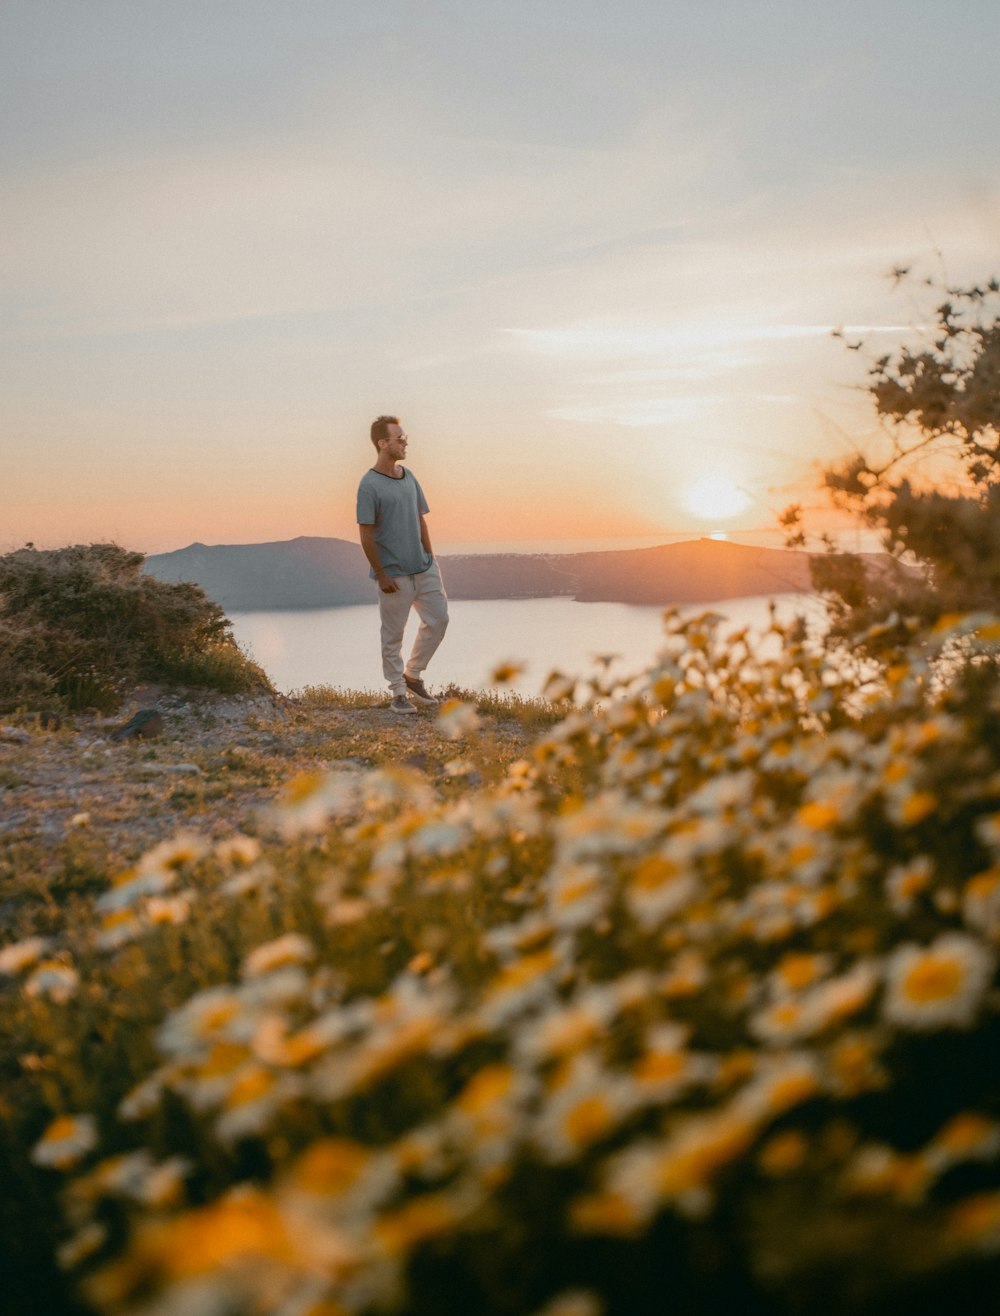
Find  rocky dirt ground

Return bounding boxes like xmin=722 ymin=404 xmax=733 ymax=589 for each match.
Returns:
xmin=0 ymin=685 xmax=538 ymax=945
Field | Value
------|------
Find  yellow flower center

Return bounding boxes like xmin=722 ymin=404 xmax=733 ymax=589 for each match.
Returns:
xmin=563 ymin=1095 xmax=614 ymax=1147
xmin=456 ymin=1065 xmax=515 ymax=1115
xmin=902 ymin=955 xmax=963 ymax=1004
xmin=291 ymin=1139 xmax=370 ymax=1195
xmin=634 ymin=1051 xmax=686 ymax=1084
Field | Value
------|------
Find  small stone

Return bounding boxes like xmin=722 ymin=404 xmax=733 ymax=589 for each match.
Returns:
xmin=0 ymin=726 xmax=31 ymax=745
xmin=110 ymin=709 xmax=164 ymax=742
xmin=137 ymin=763 xmax=202 ymax=776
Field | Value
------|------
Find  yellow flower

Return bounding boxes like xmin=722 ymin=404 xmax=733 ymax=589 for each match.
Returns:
xmin=437 ymin=699 xmax=481 ymax=740
xmin=561 ymin=1095 xmax=615 ymax=1149
xmin=750 ymin=998 xmax=812 ymax=1045
xmin=145 ymin=895 xmax=190 ymax=925
xmin=659 ymin=951 xmax=707 ymax=998
xmin=136 ymin=1189 xmax=293 ymax=1285
xmin=758 ymin=1130 xmax=808 ymax=1176
xmin=886 ymin=857 xmax=933 ymax=913
xmin=714 ymin=1051 xmax=757 ymax=1092
xmin=829 ymin=1034 xmax=885 ymax=1097
xmin=883 ymin=934 xmax=995 ymax=1030
xmin=976 ymin=813 xmax=1000 ymax=851
xmin=929 ymin=1112 xmax=1000 ymax=1171
xmin=118 ymin=1072 xmax=170 ymax=1121
xmin=547 ymin=861 xmax=607 ymax=930
xmin=24 ymin=960 xmax=80 ymax=1003
xmin=543 ymin=672 xmax=576 ymax=703
xmin=289 ymin=1138 xmax=372 ymax=1196
xmin=95 ymin=907 xmax=144 ymax=950
xmin=740 ymin=1055 xmax=823 ymax=1119
xmin=962 ymin=867 xmax=1000 ymax=934
xmin=937 ymin=1111 xmax=999 ymax=1154
xmin=842 ymin=1145 xmax=931 ymax=1202
xmin=454 ymin=1064 xmax=518 ymax=1135
xmin=569 ymin=1189 xmax=642 ymax=1236
xmin=627 ymin=853 xmax=695 ymax=927
xmin=214 ymin=835 xmax=262 ymax=866
xmin=242 ymin=933 xmax=315 ymax=978
xmin=771 ymin=952 xmax=831 ymax=995
xmin=534 ymin=1056 xmax=635 ymax=1162
xmin=283 ymin=770 xmax=327 ymax=803
xmin=215 ymin=1066 xmax=301 ymax=1143
xmin=897 ymin=790 xmax=937 ymax=827
xmin=271 ymin=770 xmax=359 ymax=838
xmin=226 ymin=1065 xmax=276 ymax=1109
xmin=486 ymin=947 xmax=558 ymax=1000
xmin=96 ymin=867 xmax=176 ymax=914
xmin=373 ymin=1192 xmax=459 ymax=1256
xmin=157 ymin=987 xmax=242 ymax=1056
xmin=77 ymin=1150 xmax=189 ymax=1209
xmin=31 ymin=1114 xmax=98 ymax=1170
xmin=351 ymin=1015 xmax=440 ymax=1088
xmin=633 ymin=1050 xmax=687 ymax=1085
xmin=0 ymin=936 xmax=50 ymax=975
xmin=326 ymin=896 xmax=371 ymax=925
xmin=491 ymin=661 xmax=525 ymax=685
xmin=795 ymin=801 xmax=840 ymax=830
xmin=629 ymin=1025 xmax=700 ymax=1101
xmin=653 ymin=1110 xmax=757 ymax=1207
xmin=947 ymin=1191 xmax=1000 ymax=1253
xmin=202 ymin=1041 xmax=252 ymax=1079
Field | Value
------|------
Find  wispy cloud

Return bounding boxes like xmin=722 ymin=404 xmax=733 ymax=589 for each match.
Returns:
xmin=506 ymin=323 xmax=912 ymax=358
xmin=549 ymin=396 xmax=725 ymax=426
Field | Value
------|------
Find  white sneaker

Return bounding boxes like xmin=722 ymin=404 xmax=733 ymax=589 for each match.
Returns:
xmin=389 ymin=694 xmax=417 ymax=715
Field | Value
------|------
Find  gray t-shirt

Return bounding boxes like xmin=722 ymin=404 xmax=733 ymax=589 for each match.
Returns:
xmin=356 ymin=467 xmax=433 ymax=578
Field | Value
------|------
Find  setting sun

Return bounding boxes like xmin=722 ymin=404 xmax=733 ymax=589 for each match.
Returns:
xmin=681 ymin=475 xmax=752 ymax=522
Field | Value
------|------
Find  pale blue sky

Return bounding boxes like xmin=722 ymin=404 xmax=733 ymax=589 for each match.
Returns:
xmin=3 ymin=1 xmax=998 ymax=550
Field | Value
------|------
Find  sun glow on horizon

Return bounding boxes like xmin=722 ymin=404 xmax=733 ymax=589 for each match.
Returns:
xmin=680 ymin=474 xmax=752 ymax=523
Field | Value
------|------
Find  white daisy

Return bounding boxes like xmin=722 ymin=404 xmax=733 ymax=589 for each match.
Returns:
xmin=883 ymin=934 xmax=995 ymax=1030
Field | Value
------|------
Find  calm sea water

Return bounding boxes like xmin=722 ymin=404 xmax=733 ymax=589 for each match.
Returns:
xmin=229 ymin=593 xmax=820 ymax=698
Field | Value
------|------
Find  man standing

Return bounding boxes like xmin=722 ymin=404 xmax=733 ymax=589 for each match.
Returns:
xmin=357 ymin=416 xmax=449 ymax=714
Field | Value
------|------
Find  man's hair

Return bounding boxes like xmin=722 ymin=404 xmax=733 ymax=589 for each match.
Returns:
xmin=370 ymin=415 xmax=399 ymax=452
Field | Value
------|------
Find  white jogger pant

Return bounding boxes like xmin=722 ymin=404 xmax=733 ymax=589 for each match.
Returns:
xmin=377 ymin=560 xmax=449 ymax=695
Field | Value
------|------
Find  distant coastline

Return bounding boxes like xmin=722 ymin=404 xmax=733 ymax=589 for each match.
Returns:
xmin=142 ymin=534 xmax=854 ymax=612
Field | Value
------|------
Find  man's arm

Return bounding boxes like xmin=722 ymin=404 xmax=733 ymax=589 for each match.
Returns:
xmin=359 ymin=524 xmax=399 ymax=593
xmin=419 ymin=514 xmax=434 ymax=560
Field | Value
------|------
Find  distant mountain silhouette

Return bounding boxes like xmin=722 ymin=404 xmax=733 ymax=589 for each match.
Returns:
xmin=564 ymin=539 xmax=812 ymax=603
xmin=144 ymin=535 xmax=829 ymax=611
xmin=146 ymin=537 xmax=375 ymax=609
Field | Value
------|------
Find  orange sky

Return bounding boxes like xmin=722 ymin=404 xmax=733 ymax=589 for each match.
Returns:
xmin=3 ymin=2 xmax=999 ymax=554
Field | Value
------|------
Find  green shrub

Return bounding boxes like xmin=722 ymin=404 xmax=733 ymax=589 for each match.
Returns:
xmin=785 ymin=273 xmax=1000 ymax=660
xmin=0 ymin=543 xmax=273 ymax=710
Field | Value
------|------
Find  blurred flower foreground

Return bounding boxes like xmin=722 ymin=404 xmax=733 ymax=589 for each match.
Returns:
xmin=11 ymin=607 xmax=1000 ymax=1316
